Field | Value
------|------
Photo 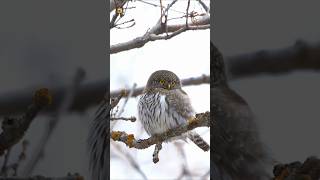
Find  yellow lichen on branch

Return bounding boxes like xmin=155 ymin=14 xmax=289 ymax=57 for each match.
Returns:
xmin=33 ymin=88 xmax=52 ymax=106
xmin=127 ymin=134 xmax=134 ymax=148
xmin=111 ymin=131 xmax=122 ymax=141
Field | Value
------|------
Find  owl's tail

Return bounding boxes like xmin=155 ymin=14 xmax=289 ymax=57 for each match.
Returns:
xmin=187 ymin=132 xmax=210 ymax=151
xmin=87 ymin=99 xmax=110 ymax=180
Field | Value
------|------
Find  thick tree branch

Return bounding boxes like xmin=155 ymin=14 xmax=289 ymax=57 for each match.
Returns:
xmin=111 ymin=16 xmax=209 ymax=54
xmin=111 ymin=111 xmax=210 ymax=149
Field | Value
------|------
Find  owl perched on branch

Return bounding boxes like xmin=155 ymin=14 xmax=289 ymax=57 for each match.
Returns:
xmin=138 ymin=70 xmax=210 ymax=152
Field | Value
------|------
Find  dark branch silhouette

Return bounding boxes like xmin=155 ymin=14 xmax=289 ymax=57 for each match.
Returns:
xmin=0 ymin=79 xmax=106 ymax=116
xmin=0 ymin=88 xmax=51 ymax=156
xmin=226 ymin=40 xmax=320 ymax=80
xmin=1 ymin=40 xmax=320 ymax=116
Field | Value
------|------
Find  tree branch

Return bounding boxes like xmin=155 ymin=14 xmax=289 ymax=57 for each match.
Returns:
xmin=110 ymin=0 xmax=210 ymax=54
xmin=197 ymin=0 xmax=209 ymax=13
xmin=21 ymin=69 xmax=85 ymax=176
xmin=110 ymin=116 xmax=136 ymax=122
xmin=111 ymin=111 xmax=210 ymax=150
xmin=2 ymin=40 xmax=320 ymax=116
xmin=226 ymin=40 xmax=320 ymax=80
xmin=111 ymin=142 xmax=147 ymax=180
xmin=0 ymin=88 xmax=51 ymax=156
xmin=0 ymin=79 xmax=106 ymax=116
xmin=110 ymin=0 xmax=129 ymax=12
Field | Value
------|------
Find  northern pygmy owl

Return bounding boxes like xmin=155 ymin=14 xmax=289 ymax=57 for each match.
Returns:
xmin=138 ymin=70 xmax=209 ymax=151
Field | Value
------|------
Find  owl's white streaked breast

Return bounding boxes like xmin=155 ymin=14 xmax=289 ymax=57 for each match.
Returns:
xmin=138 ymin=92 xmax=187 ymax=136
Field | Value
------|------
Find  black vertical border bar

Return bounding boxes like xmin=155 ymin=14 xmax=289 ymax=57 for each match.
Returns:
xmin=106 ymin=0 xmax=111 ymax=178
xmin=210 ymin=0 xmax=214 ymax=179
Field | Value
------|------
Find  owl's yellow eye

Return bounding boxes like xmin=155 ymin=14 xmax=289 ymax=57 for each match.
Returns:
xmin=171 ymin=82 xmax=175 ymax=86
xmin=159 ymin=79 xmax=165 ymax=84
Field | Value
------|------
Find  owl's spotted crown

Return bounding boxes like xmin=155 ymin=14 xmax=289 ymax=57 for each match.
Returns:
xmin=145 ymin=70 xmax=182 ymax=90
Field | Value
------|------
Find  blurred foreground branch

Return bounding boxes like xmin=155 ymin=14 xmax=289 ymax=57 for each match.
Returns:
xmin=21 ymin=68 xmax=85 ymax=176
xmin=273 ymin=156 xmax=320 ymax=180
xmin=0 ymin=89 xmax=51 ymax=156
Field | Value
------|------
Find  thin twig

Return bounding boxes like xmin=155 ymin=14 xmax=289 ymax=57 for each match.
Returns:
xmin=110 ymin=116 xmax=136 ymax=122
xmin=114 ymin=19 xmax=135 ymax=29
xmin=185 ymin=0 xmax=191 ymax=27
xmin=5 ymin=140 xmax=29 ymax=176
xmin=112 ymin=142 xmax=148 ymax=180
xmin=111 ymin=83 xmax=137 ymax=130
xmin=116 ymin=83 xmax=137 ymax=117
xmin=110 ymin=0 xmax=129 ymax=29
xmin=175 ymin=142 xmax=192 ymax=180
xmin=1 ymin=148 xmax=11 ymax=176
xmin=136 ymin=0 xmax=186 ymax=14
xmin=197 ymin=0 xmax=209 ymax=13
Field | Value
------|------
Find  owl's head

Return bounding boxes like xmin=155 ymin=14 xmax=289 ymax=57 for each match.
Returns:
xmin=146 ymin=70 xmax=181 ymax=90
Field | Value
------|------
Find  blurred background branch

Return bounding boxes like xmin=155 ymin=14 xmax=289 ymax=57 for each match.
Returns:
xmin=2 ymin=40 xmax=320 ymax=116
xmin=226 ymin=40 xmax=320 ymax=80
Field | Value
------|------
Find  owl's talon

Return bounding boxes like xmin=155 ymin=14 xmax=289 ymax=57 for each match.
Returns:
xmin=153 ymin=157 xmax=159 ymax=163
xmin=187 ymin=117 xmax=196 ymax=125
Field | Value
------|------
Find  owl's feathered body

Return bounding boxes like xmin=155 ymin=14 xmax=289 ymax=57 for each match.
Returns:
xmin=138 ymin=89 xmax=193 ymax=136
xmin=138 ymin=70 xmax=209 ymax=151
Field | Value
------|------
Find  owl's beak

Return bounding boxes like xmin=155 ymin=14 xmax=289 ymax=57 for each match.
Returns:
xmin=167 ymin=84 xmax=171 ymax=90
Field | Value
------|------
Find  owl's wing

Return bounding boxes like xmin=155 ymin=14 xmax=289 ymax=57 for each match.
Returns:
xmin=165 ymin=89 xmax=195 ymax=119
